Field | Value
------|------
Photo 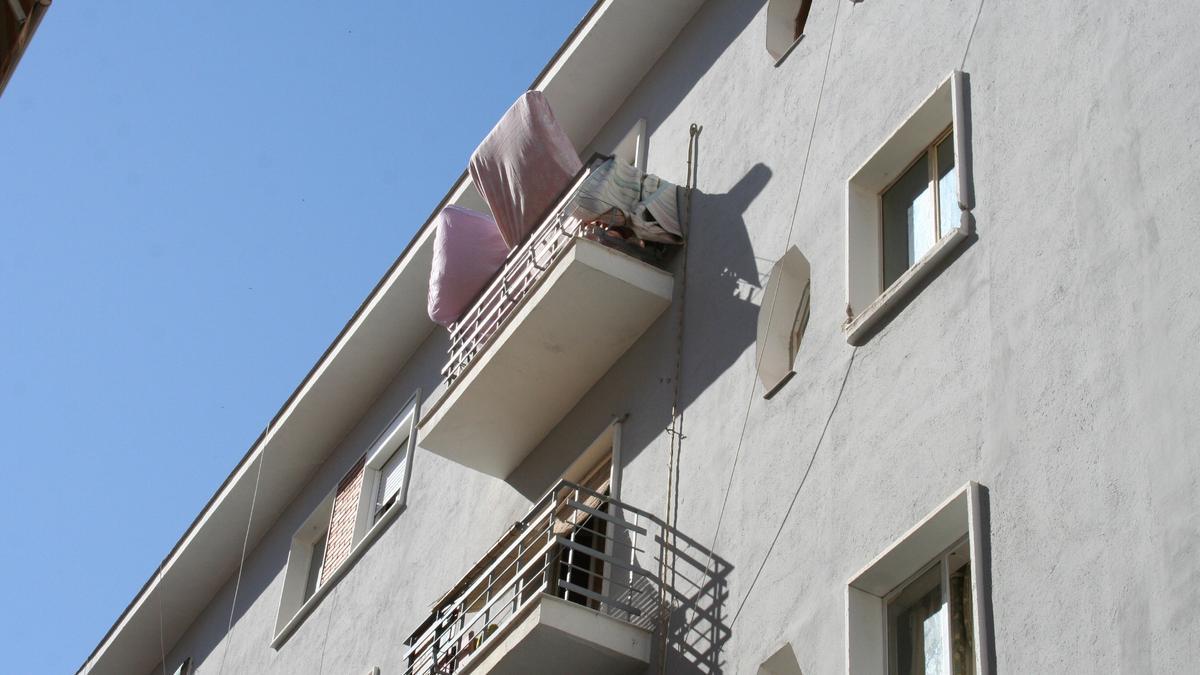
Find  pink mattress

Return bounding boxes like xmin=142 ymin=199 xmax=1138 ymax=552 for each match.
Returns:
xmin=469 ymin=91 xmax=583 ymax=249
xmin=427 ymin=205 xmax=510 ymax=327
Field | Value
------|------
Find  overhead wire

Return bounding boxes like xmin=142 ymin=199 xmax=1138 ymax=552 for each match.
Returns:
xmin=960 ymin=0 xmax=986 ymax=70
xmin=708 ymin=0 xmax=990 ymax=627
xmin=697 ymin=0 xmax=846 ymax=592
xmin=729 ymin=345 xmax=857 ymax=628
xmin=149 ymin=3 xmax=992 ymax=672
xmin=215 ymin=420 xmax=272 ymax=675
xmin=157 ymin=561 xmax=168 ymax=675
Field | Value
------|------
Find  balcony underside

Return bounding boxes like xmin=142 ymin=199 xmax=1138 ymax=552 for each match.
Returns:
xmin=464 ymin=594 xmax=653 ymax=675
xmin=421 ymin=238 xmax=674 ymax=477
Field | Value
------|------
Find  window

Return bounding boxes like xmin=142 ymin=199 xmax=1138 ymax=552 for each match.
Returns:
xmin=847 ymin=482 xmax=992 ymax=675
xmin=275 ymin=491 xmax=335 ymax=636
xmin=554 ymin=425 xmax=618 ymax=611
xmin=303 ymin=531 xmax=327 ymax=602
xmin=881 ymin=129 xmax=958 ymax=290
xmin=885 ymin=539 xmax=973 ymax=675
xmin=845 ymin=71 xmax=973 ymax=343
xmin=613 ymin=118 xmax=647 ymax=171
xmin=359 ymin=390 xmax=420 ymax=525
xmin=273 ymin=391 xmax=421 ymax=646
xmin=756 ymin=246 xmax=811 ymax=399
xmin=766 ymin=0 xmax=814 ymax=62
xmin=374 ymin=446 xmax=406 ymax=516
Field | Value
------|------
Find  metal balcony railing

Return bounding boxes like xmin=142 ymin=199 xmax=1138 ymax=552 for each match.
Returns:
xmin=441 ymin=160 xmax=603 ymax=385
xmin=401 ymin=480 xmax=666 ymax=675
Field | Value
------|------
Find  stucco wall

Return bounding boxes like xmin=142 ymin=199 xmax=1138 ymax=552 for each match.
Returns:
xmin=150 ymin=0 xmax=1200 ymax=673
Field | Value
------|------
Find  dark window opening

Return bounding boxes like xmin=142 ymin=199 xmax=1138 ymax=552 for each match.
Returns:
xmin=794 ymin=0 xmax=813 ymax=41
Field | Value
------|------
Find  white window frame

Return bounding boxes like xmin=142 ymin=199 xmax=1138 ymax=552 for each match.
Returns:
xmin=355 ymin=389 xmax=421 ymax=538
xmin=558 ymin=419 xmax=623 ymax=601
xmin=846 ymin=482 xmax=993 ymax=675
xmin=756 ymin=245 xmax=812 ymax=399
xmin=274 ymin=490 xmax=335 ymax=638
xmin=845 ymin=71 xmax=973 ymax=343
xmin=613 ymin=118 xmax=648 ymax=171
xmin=766 ymin=0 xmax=814 ymax=64
xmin=272 ymin=390 xmax=423 ymax=648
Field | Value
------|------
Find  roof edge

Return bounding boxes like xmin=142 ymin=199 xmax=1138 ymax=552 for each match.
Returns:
xmin=76 ymin=3 xmax=608 ymax=672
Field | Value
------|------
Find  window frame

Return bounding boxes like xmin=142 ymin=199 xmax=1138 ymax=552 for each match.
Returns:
xmin=303 ymin=529 xmax=328 ymax=602
xmin=756 ymin=245 xmax=812 ymax=399
xmin=845 ymin=482 xmax=993 ymax=675
xmin=272 ymin=390 xmax=422 ymax=649
xmin=357 ymin=389 xmax=421 ymax=533
xmin=881 ymin=536 xmax=971 ymax=674
xmin=274 ymin=490 xmax=336 ymax=639
xmin=766 ymin=0 xmax=815 ymax=65
xmin=844 ymin=71 xmax=973 ymax=344
xmin=613 ymin=117 xmax=648 ymax=171
xmin=878 ymin=125 xmax=957 ymax=289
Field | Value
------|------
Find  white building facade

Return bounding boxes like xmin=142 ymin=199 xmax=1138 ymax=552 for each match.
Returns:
xmin=79 ymin=1 xmax=1200 ymax=674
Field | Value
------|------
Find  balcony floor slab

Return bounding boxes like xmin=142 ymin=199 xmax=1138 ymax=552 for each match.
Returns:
xmin=421 ymin=238 xmax=674 ymax=477
xmin=463 ymin=593 xmax=653 ymax=675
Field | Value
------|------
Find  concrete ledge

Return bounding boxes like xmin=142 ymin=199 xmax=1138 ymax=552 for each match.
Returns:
xmin=463 ymin=594 xmax=653 ymax=675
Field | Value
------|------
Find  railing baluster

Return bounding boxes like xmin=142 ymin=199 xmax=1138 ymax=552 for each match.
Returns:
xmin=513 ymin=540 xmax=524 ymax=613
xmin=401 ymin=480 xmax=670 ymax=675
xmin=440 ymin=163 xmax=604 ymax=383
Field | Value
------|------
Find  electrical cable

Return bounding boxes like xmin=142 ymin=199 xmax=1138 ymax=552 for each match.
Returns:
xmin=698 ymin=0 xmax=844 ymax=590
xmin=961 ymin=0 xmax=986 ymax=70
xmin=157 ymin=561 xmax=168 ymax=675
xmin=704 ymin=0 xmax=990 ymax=628
xmin=215 ymin=421 xmax=272 ymax=675
xmin=729 ymin=345 xmax=857 ymax=628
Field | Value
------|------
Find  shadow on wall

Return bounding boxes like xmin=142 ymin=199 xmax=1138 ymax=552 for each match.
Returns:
xmin=619 ymin=512 xmax=733 ymax=675
xmin=678 ymin=161 xmax=773 ymax=411
xmin=657 ymin=523 xmax=734 ymax=675
xmin=504 ymin=162 xmax=773 ymax=501
xmin=638 ymin=0 xmax=770 ymax=141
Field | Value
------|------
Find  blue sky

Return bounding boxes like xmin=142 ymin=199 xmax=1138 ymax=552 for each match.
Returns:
xmin=0 ymin=1 xmax=593 ymax=671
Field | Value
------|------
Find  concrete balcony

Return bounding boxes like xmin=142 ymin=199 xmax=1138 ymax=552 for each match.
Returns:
xmin=402 ymin=482 xmax=663 ymax=675
xmin=420 ymin=165 xmax=674 ymax=478
xmin=459 ymin=593 xmax=651 ymax=675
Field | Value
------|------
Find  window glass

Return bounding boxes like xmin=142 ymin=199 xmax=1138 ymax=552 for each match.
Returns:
xmin=882 ymin=155 xmax=936 ymax=288
xmin=886 ymin=538 xmax=976 ymax=675
xmin=793 ymin=0 xmax=813 ymax=40
xmin=375 ymin=447 xmax=406 ymax=518
xmin=303 ymin=532 xmax=327 ymax=602
xmin=936 ymin=133 xmax=958 ymax=238
xmin=888 ymin=563 xmax=947 ymax=675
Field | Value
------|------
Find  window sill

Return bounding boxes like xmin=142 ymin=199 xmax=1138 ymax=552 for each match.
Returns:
xmin=773 ymin=34 xmax=805 ymax=68
xmin=843 ymin=224 xmax=968 ymax=344
xmin=270 ymin=500 xmax=405 ymax=649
